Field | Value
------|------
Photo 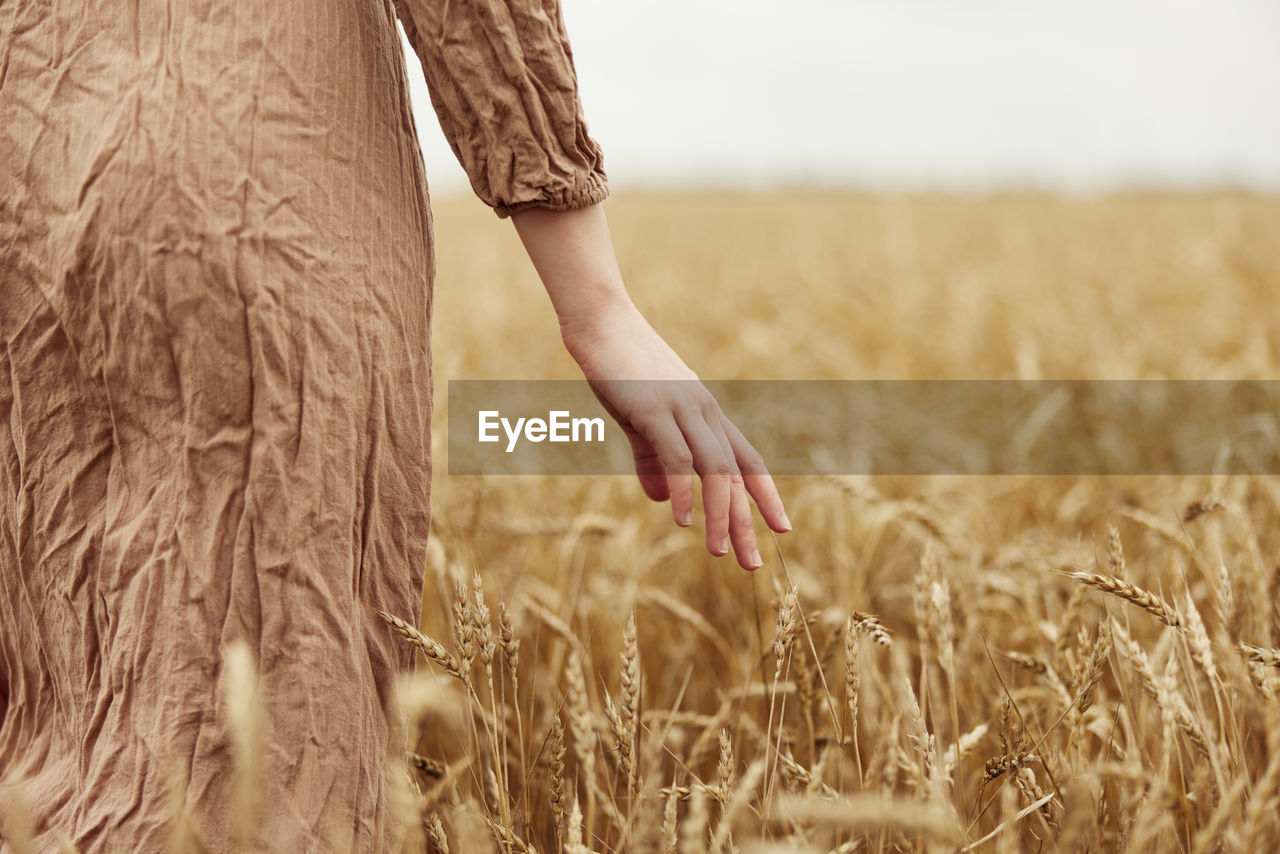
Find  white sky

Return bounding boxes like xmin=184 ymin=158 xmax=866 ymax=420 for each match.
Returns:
xmin=399 ymin=0 xmax=1280 ymax=194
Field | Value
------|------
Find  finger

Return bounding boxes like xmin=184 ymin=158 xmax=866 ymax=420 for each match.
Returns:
xmin=637 ymin=414 xmax=695 ymax=527
xmin=625 ymin=432 xmax=671 ymax=502
xmin=705 ymin=417 xmax=761 ymax=570
xmin=676 ymin=414 xmax=734 ymax=557
xmin=722 ymin=419 xmax=791 ymax=533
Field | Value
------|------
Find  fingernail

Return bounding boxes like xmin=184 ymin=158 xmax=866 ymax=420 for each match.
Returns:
xmin=750 ymin=548 xmax=763 ymax=569
xmin=780 ymin=512 xmax=793 ymax=532
xmin=718 ymin=535 xmax=729 ymax=555
xmin=678 ymin=509 xmax=692 ymax=527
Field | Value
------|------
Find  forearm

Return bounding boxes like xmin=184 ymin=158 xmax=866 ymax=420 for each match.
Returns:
xmin=509 ymin=204 xmax=638 ymax=353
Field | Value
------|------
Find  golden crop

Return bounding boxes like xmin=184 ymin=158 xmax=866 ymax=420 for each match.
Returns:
xmin=409 ymin=191 xmax=1280 ymax=853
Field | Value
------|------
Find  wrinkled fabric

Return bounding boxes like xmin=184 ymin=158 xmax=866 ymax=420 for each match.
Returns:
xmin=0 ymin=0 xmax=607 ymax=851
xmin=394 ymin=0 xmax=609 ymax=217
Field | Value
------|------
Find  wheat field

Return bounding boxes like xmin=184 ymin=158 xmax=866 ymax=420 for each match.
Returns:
xmin=408 ymin=192 xmax=1280 ymax=854
xmin=5 ymin=193 xmax=1278 ymax=853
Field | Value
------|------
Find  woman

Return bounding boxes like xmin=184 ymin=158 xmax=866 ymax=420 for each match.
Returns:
xmin=0 ymin=0 xmax=788 ymax=849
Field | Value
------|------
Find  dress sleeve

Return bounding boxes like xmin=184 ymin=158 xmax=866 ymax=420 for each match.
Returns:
xmin=392 ymin=0 xmax=610 ymax=219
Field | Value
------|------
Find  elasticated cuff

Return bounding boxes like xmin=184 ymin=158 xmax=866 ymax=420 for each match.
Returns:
xmin=493 ymin=172 xmax=610 ymax=219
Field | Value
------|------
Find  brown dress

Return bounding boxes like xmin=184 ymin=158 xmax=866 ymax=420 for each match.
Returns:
xmin=0 ymin=0 xmax=607 ymax=850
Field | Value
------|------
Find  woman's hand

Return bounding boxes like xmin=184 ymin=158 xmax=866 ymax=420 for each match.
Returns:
xmin=510 ymin=204 xmax=790 ymax=570
xmin=563 ymin=301 xmax=791 ymax=569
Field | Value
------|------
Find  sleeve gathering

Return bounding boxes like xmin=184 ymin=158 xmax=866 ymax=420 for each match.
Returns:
xmin=392 ymin=0 xmax=610 ymax=219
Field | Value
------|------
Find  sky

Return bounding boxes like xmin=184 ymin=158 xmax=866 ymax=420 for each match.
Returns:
xmin=398 ymin=0 xmax=1280 ymax=195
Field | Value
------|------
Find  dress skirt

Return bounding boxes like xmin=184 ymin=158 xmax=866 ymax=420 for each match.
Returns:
xmin=0 ymin=0 xmax=607 ymax=849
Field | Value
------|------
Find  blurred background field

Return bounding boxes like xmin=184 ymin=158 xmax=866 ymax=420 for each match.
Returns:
xmin=428 ymin=192 xmax=1280 ymax=384
xmin=404 ymin=191 xmax=1280 ymax=853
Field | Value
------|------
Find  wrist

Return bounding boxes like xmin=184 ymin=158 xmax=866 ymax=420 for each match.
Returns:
xmin=557 ymin=291 xmax=642 ymax=364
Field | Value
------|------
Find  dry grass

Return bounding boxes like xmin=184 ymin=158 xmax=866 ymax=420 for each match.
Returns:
xmin=3 ymin=192 xmax=1279 ymax=852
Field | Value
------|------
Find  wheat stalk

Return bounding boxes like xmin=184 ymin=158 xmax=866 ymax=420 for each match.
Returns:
xmin=851 ymin=611 xmax=893 ymax=647
xmin=1241 ymin=642 xmax=1280 ymax=669
xmin=1069 ymin=572 xmax=1182 ymax=629
xmin=379 ymin=610 xmax=467 ymax=684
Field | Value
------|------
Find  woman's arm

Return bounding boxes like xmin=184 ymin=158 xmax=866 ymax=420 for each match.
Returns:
xmin=510 ymin=203 xmax=791 ymax=571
